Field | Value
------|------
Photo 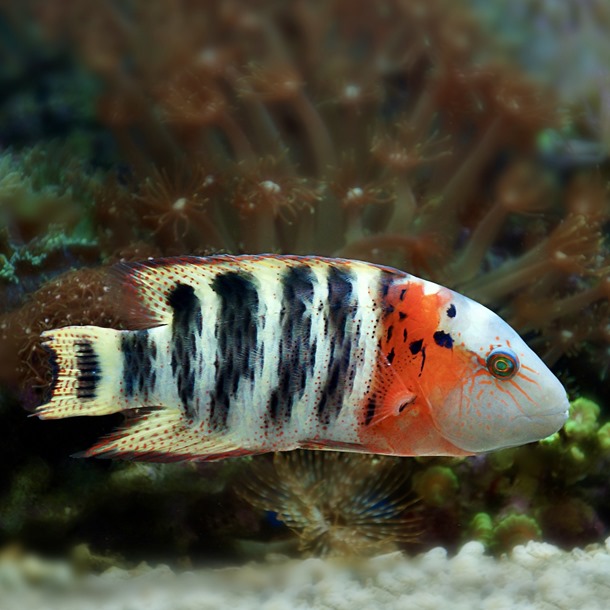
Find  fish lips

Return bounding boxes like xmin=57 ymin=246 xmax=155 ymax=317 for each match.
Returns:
xmin=509 ymin=405 xmax=570 ymax=444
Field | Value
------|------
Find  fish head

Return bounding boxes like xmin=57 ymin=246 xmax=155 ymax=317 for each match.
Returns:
xmin=415 ymin=285 xmax=570 ymax=453
xmin=375 ymin=275 xmax=569 ymax=455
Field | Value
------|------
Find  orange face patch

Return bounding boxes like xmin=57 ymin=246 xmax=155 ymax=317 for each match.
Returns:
xmin=360 ymin=280 xmax=476 ymax=456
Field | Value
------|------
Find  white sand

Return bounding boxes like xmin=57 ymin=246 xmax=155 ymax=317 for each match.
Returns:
xmin=2 ymin=539 xmax=610 ymax=610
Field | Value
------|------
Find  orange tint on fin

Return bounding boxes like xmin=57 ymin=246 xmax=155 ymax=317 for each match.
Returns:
xmin=80 ymin=408 xmax=249 ymax=462
xmin=299 ymin=439 xmax=370 ymax=453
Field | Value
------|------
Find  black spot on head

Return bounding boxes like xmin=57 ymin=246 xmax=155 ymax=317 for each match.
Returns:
xmin=398 ymin=311 xmax=407 ymax=320
xmin=447 ymin=304 xmax=456 ymax=318
xmin=420 ymin=347 xmax=426 ymax=374
xmin=386 ymin=325 xmax=393 ymax=342
xmin=409 ymin=339 xmax=423 ymax=355
xmin=387 ymin=348 xmax=395 ymax=364
xmin=433 ymin=330 xmax=454 ymax=349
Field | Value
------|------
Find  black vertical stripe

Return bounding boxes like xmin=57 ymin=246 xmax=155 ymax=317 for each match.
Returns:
xmin=210 ymin=271 xmax=259 ymax=430
xmin=380 ymin=270 xmax=394 ymax=299
xmin=168 ymin=283 xmax=202 ymax=417
xmin=121 ymin=330 xmax=155 ymax=401
xmin=327 ymin=266 xmax=352 ymax=343
xmin=316 ymin=265 xmax=355 ymax=425
xmin=75 ymin=340 xmax=101 ymax=400
xmin=269 ymin=265 xmax=316 ymax=424
xmin=364 ymin=397 xmax=377 ymax=426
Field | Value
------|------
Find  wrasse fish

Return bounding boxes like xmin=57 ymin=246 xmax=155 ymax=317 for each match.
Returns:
xmin=36 ymin=255 xmax=569 ymax=461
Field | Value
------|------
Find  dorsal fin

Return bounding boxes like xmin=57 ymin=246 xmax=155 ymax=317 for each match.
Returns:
xmin=111 ymin=255 xmax=267 ymax=329
xmin=111 ymin=258 xmax=205 ymax=329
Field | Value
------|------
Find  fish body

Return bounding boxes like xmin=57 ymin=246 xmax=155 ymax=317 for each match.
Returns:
xmin=37 ymin=255 xmax=569 ymax=461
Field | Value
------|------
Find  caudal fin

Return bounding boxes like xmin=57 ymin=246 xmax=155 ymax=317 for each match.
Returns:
xmin=37 ymin=326 xmax=124 ymax=419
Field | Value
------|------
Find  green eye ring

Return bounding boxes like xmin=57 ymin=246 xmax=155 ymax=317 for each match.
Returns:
xmin=486 ymin=348 xmax=519 ymax=380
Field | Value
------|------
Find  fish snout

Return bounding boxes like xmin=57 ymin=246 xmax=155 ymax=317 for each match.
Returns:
xmin=531 ymin=390 xmax=570 ymax=437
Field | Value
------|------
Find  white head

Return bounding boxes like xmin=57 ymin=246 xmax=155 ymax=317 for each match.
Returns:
xmin=421 ymin=287 xmax=570 ymax=452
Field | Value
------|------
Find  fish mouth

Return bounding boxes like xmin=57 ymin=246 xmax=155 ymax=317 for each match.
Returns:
xmin=513 ymin=408 xmax=569 ymax=436
xmin=532 ymin=408 xmax=569 ymax=420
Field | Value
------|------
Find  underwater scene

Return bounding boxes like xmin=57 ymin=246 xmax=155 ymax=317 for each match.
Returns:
xmin=0 ymin=1 xmax=609 ymax=608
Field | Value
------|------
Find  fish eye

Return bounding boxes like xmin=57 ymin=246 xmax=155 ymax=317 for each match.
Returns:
xmin=486 ymin=348 xmax=519 ymax=380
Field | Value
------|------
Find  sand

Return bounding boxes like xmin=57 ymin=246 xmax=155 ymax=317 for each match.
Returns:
xmin=1 ymin=538 xmax=610 ymax=610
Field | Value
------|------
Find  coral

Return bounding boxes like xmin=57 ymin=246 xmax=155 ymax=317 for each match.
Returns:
xmin=411 ymin=397 xmax=610 ymax=553
xmin=239 ymin=451 xmax=420 ymax=557
xmin=492 ymin=514 xmax=542 ymax=552
xmin=132 ymin=165 xmax=229 ymax=255
xmin=597 ymin=423 xmax=610 ymax=452
xmin=412 ymin=466 xmax=459 ymax=509
xmin=0 ymin=146 xmax=102 ymax=307
xmin=0 ymin=266 xmax=121 ymax=404
xmin=538 ymin=498 xmax=602 ymax=550
xmin=468 ymin=512 xmax=493 ymax=547
xmin=564 ymin=397 xmax=601 ymax=441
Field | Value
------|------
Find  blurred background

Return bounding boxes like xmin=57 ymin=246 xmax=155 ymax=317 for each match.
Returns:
xmin=0 ymin=0 xmax=609 ymax=583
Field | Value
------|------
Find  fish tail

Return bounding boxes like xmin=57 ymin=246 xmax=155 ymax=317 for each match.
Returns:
xmin=36 ymin=326 xmax=124 ymax=419
xmin=37 ymin=325 xmax=250 ymax=462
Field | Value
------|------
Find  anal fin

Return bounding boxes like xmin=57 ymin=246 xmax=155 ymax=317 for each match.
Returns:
xmin=80 ymin=408 xmax=248 ymax=462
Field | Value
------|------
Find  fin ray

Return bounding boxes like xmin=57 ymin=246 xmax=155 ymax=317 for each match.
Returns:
xmin=82 ymin=408 xmax=247 ymax=462
xmin=36 ymin=326 xmax=124 ymax=419
xmin=364 ymin=348 xmax=419 ymax=426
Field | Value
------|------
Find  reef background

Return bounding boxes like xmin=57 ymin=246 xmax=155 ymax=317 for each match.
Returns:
xmin=0 ymin=0 xmax=609 ymax=570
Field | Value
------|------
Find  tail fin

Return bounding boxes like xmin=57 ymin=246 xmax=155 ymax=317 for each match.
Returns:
xmin=37 ymin=326 xmax=124 ymax=420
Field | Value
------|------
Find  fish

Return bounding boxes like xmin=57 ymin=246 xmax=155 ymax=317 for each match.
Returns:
xmin=35 ymin=254 xmax=569 ymax=461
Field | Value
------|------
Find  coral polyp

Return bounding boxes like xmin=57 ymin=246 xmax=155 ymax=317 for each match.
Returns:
xmin=133 ymin=166 xmax=227 ymax=253
xmin=492 ymin=514 xmax=542 ymax=552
